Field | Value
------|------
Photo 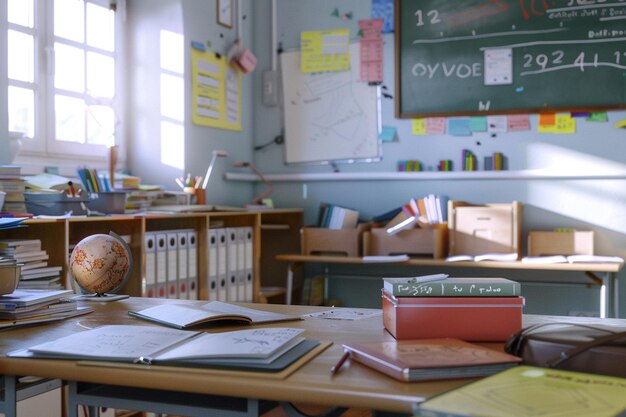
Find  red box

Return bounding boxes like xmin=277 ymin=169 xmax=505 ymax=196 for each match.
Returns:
xmin=382 ymin=290 xmax=523 ymax=342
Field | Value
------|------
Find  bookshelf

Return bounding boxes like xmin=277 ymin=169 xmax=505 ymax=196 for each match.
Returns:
xmin=0 ymin=209 xmax=303 ymax=303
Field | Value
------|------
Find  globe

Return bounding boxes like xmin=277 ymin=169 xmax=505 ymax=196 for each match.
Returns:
xmin=70 ymin=232 xmax=132 ymax=296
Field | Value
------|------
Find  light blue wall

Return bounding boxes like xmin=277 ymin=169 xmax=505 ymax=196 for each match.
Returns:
xmin=127 ymin=0 xmax=254 ymax=205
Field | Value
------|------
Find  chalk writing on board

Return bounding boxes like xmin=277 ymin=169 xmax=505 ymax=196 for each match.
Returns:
xmin=396 ymin=0 xmax=626 ymax=117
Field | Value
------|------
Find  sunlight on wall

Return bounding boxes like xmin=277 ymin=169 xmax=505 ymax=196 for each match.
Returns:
xmin=159 ymin=29 xmax=184 ymax=169
xmin=526 ymin=143 xmax=626 ymax=235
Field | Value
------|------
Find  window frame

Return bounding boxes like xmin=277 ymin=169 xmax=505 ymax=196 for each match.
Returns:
xmin=7 ymin=0 xmax=126 ymax=174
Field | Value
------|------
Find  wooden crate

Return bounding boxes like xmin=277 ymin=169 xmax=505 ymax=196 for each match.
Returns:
xmin=528 ymin=230 xmax=594 ymax=256
xmin=363 ymin=224 xmax=448 ymax=259
xmin=301 ymin=224 xmax=369 ymax=257
xmin=448 ymin=201 xmax=522 ymax=257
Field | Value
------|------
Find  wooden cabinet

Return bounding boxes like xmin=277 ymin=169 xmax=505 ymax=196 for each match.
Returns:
xmin=0 ymin=209 xmax=303 ymax=303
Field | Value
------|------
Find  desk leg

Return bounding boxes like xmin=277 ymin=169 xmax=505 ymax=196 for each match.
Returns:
xmin=0 ymin=375 xmax=17 ymax=417
xmin=600 ymin=272 xmax=618 ymax=319
xmin=286 ymin=262 xmax=302 ymax=305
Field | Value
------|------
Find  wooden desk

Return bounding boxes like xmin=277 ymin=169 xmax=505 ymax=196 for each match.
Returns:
xmin=1 ymin=298 xmax=625 ymax=417
xmin=276 ymin=254 xmax=624 ymax=318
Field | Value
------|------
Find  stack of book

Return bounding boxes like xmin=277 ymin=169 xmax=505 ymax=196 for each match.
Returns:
xmin=0 ymin=165 xmax=27 ymax=214
xmin=382 ymin=275 xmax=524 ymax=342
xmin=317 ymin=203 xmax=359 ymax=229
xmin=0 ymin=289 xmax=92 ymax=330
xmin=0 ymin=239 xmax=64 ymax=290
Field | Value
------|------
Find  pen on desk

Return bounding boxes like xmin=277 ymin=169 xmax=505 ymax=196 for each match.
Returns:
xmin=330 ymin=350 xmax=350 ymax=375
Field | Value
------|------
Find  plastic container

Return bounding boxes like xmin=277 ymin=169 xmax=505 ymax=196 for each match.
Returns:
xmin=87 ymin=192 xmax=127 ymax=214
xmin=25 ymin=192 xmax=89 ymax=216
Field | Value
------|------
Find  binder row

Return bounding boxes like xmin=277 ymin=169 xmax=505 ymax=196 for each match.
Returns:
xmin=207 ymin=227 xmax=254 ymax=303
xmin=144 ymin=229 xmax=198 ymax=300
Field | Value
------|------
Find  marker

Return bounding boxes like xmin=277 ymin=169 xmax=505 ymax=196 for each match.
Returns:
xmin=330 ymin=350 xmax=350 ymax=375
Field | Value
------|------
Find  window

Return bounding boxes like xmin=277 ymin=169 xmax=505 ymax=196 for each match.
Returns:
xmin=6 ymin=0 xmax=124 ymax=166
xmin=159 ymin=29 xmax=184 ymax=170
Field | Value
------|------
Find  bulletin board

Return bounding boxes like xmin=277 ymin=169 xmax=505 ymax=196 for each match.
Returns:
xmin=396 ymin=0 xmax=626 ymax=118
xmin=280 ymin=43 xmax=381 ymax=165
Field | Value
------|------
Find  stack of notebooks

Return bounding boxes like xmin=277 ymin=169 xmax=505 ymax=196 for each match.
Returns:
xmin=0 ymin=289 xmax=92 ymax=330
xmin=0 ymin=165 xmax=27 ymax=214
xmin=0 ymin=239 xmax=63 ymax=290
xmin=382 ymin=274 xmax=524 ymax=342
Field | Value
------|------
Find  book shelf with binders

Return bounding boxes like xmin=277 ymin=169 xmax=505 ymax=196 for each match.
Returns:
xmin=0 ymin=209 xmax=304 ymax=303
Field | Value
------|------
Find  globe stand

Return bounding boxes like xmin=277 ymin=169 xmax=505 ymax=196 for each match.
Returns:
xmin=72 ymin=293 xmax=129 ymax=302
xmin=70 ymin=231 xmax=133 ymax=303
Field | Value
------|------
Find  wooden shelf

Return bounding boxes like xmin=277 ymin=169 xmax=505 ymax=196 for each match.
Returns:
xmin=226 ymin=169 xmax=626 ymax=182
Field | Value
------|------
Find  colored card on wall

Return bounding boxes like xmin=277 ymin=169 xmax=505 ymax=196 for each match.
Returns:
xmin=508 ymin=114 xmax=530 ymax=131
xmin=425 ymin=117 xmax=446 ymax=134
xmin=448 ymin=118 xmax=471 ymax=136
xmin=301 ymin=29 xmax=350 ymax=73
xmin=412 ymin=118 xmax=426 ymax=135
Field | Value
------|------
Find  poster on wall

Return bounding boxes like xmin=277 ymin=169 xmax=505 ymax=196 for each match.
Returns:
xmin=191 ymin=48 xmax=242 ymax=131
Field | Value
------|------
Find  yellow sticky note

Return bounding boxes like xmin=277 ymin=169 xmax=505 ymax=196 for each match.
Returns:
xmin=412 ymin=118 xmax=426 ymax=135
xmin=301 ymin=29 xmax=350 ymax=73
xmin=538 ymin=113 xmax=576 ymax=134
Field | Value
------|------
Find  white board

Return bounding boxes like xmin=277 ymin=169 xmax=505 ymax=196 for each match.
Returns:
xmin=280 ymin=43 xmax=381 ymax=165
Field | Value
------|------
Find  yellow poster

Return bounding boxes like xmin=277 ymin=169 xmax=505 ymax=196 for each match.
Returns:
xmin=191 ymin=48 xmax=241 ymax=131
xmin=300 ymin=29 xmax=350 ymax=73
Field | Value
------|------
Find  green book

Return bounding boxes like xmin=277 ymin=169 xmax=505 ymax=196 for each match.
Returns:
xmin=382 ymin=277 xmax=521 ymax=297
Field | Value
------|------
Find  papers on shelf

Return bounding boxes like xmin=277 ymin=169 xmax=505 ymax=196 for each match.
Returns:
xmin=362 ymin=255 xmax=410 ymax=263
xmin=446 ymin=253 xmax=519 ymax=262
xmin=522 ymin=255 xmax=624 ymax=264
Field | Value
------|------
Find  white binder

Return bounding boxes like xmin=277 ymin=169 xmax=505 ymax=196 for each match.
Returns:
xmin=244 ymin=226 xmax=254 ymax=302
xmin=177 ymin=230 xmax=189 ymax=300
xmin=187 ymin=230 xmax=198 ymax=300
xmin=236 ymin=227 xmax=247 ymax=301
xmin=144 ymin=233 xmax=157 ymax=298
xmin=226 ymin=228 xmax=239 ymax=301
xmin=155 ymin=233 xmax=168 ymax=298
xmin=207 ymin=229 xmax=218 ymax=301
xmin=216 ymin=228 xmax=228 ymax=301
xmin=166 ymin=232 xmax=179 ymax=299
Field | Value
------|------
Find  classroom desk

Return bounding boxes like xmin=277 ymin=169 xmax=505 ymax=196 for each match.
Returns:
xmin=276 ymin=254 xmax=624 ymax=318
xmin=1 ymin=298 xmax=625 ymax=417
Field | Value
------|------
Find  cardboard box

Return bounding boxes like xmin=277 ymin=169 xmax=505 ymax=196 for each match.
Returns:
xmin=363 ymin=224 xmax=448 ymax=259
xmin=382 ymin=290 xmax=524 ymax=342
xmin=528 ymin=230 xmax=594 ymax=256
xmin=448 ymin=200 xmax=522 ymax=257
xmin=301 ymin=224 xmax=369 ymax=257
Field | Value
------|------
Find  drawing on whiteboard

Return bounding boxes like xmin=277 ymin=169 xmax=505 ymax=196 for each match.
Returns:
xmin=281 ymin=43 xmax=381 ymax=164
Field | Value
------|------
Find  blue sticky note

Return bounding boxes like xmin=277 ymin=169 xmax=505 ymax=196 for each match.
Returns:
xmin=379 ymin=125 xmax=397 ymax=142
xmin=469 ymin=117 xmax=487 ymax=132
xmin=448 ymin=118 xmax=472 ymax=136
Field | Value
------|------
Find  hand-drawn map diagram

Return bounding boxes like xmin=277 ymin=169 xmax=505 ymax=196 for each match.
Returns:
xmin=281 ymin=43 xmax=381 ymax=164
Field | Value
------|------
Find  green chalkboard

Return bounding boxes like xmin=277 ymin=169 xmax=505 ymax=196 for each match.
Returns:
xmin=395 ymin=0 xmax=626 ymax=118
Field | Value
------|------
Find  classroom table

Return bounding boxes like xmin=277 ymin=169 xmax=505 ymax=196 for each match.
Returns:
xmin=275 ymin=254 xmax=624 ymax=318
xmin=1 ymin=298 xmax=625 ymax=417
